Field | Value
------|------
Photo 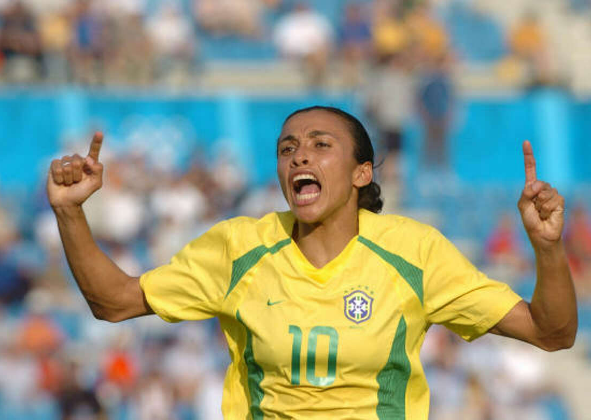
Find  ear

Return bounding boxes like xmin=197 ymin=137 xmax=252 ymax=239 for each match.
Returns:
xmin=353 ymin=161 xmax=373 ymax=188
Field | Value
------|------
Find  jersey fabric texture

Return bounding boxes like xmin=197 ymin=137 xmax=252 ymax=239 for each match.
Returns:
xmin=140 ymin=210 xmax=522 ymax=419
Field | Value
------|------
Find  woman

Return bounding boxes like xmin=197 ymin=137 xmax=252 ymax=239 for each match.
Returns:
xmin=47 ymin=106 xmax=577 ymax=419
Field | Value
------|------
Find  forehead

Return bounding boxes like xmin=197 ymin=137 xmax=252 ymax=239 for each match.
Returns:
xmin=280 ymin=110 xmax=352 ymax=140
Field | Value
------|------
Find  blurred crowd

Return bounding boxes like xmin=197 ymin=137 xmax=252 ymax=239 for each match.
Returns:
xmin=422 ymin=325 xmax=570 ymax=420
xmin=0 ymin=0 xmax=586 ymax=90
xmin=4 ymin=0 xmax=588 ymax=181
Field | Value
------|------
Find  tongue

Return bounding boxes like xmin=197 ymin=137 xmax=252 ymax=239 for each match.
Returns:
xmin=300 ymin=184 xmax=320 ymax=195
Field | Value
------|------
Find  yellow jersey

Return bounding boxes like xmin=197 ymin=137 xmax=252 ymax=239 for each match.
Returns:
xmin=140 ymin=209 xmax=522 ymax=419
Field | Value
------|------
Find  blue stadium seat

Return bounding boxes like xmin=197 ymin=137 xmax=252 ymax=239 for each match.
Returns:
xmin=442 ymin=2 xmax=506 ymax=63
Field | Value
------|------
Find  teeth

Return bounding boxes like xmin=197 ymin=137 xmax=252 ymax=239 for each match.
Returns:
xmin=293 ymin=173 xmax=318 ymax=183
xmin=296 ymin=192 xmax=320 ymax=200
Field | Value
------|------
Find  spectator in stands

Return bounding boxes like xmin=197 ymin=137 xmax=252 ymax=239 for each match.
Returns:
xmin=462 ymin=373 xmax=493 ymax=420
xmin=101 ymin=331 xmax=138 ymax=396
xmin=238 ymin=182 xmax=289 ymax=218
xmin=406 ymin=2 xmax=449 ymax=64
xmin=193 ymin=0 xmax=226 ymax=36
xmin=134 ymin=369 xmax=175 ymax=420
xmin=70 ymin=0 xmax=106 ymax=85
xmin=209 ymin=145 xmax=249 ymax=214
xmin=57 ymin=356 xmax=106 ymax=419
xmin=0 ymin=0 xmax=42 ymax=83
xmin=484 ymin=212 xmax=531 ymax=283
xmin=148 ymin=172 xmax=208 ymax=266
xmin=508 ymin=11 xmax=550 ymax=87
xmin=39 ymin=7 xmax=73 ymax=83
xmin=150 ymin=172 xmax=208 ymax=230
xmin=491 ymin=340 xmax=552 ymax=419
xmin=195 ymin=369 xmax=225 ymax=420
xmin=33 ymin=205 xmax=75 ymax=308
xmin=227 ymin=0 xmax=265 ymax=38
xmin=273 ymin=2 xmax=334 ymax=88
xmin=84 ymin=154 xmax=147 ymax=247
xmin=339 ymin=3 xmax=372 ymax=87
xmin=18 ymin=292 xmax=64 ymax=357
xmin=564 ymin=204 xmax=591 ymax=299
xmin=15 ymin=289 xmax=66 ymax=406
xmin=365 ymin=51 xmax=414 ymax=210
xmin=147 ymin=2 xmax=196 ymax=87
xmin=105 ymin=9 xmax=154 ymax=86
xmin=416 ymin=53 xmax=455 ymax=169
xmin=422 ymin=327 xmax=469 ymax=419
xmin=0 ymin=337 xmax=41 ymax=414
xmin=0 ymin=226 xmax=32 ymax=305
xmin=371 ymin=1 xmax=411 ymax=64
xmin=194 ymin=0 xmax=264 ymax=38
xmin=162 ymin=324 xmax=214 ymax=419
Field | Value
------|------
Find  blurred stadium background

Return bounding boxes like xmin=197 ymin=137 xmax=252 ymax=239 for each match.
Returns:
xmin=1 ymin=0 xmax=591 ymax=418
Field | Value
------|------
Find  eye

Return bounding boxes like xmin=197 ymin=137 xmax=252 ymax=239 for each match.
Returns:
xmin=316 ymin=141 xmax=330 ymax=148
xmin=280 ymin=145 xmax=296 ymax=155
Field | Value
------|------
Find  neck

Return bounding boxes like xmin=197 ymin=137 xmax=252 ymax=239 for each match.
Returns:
xmin=293 ymin=207 xmax=360 ymax=269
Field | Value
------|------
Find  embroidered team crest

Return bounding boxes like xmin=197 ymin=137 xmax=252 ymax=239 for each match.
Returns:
xmin=344 ymin=290 xmax=373 ymax=324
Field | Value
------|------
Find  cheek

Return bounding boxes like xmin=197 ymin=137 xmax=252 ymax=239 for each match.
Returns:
xmin=323 ymin=157 xmax=354 ymax=195
xmin=276 ymin=159 xmax=286 ymax=180
xmin=276 ymin=162 xmax=290 ymax=194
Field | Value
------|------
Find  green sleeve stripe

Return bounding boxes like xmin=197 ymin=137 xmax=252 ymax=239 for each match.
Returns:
xmin=358 ymin=236 xmax=423 ymax=305
xmin=376 ymin=316 xmax=411 ymax=419
xmin=225 ymin=238 xmax=291 ymax=299
xmin=236 ymin=310 xmax=265 ymax=419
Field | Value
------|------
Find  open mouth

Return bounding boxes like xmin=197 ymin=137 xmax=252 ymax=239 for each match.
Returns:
xmin=293 ymin=173 xmax=322 ymax=203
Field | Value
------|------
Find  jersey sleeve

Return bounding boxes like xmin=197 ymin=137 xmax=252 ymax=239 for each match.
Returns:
xmin=139 ymin=220 xmax=233 ymax=322
xmin=422 ymin=229 xmax=522 ymax=341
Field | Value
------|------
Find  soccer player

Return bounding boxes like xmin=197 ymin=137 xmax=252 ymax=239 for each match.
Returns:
xmin=47 ymin=106 xmax=577 ymax=419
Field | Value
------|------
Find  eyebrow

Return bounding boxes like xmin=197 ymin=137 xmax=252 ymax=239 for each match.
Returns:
xmin=277 ymin=130 xmax=337 ymax=144
xmin=278 ymin=134 xmax=297 ymax=144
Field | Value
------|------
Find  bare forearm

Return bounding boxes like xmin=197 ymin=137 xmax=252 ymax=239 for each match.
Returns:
xmin=530 ymin=240 xmax=578 ymax=348
xmin=53 ymin=205 xmax=149 ymax=321
xmin=492 ymin=143 xmax=577 ymax=350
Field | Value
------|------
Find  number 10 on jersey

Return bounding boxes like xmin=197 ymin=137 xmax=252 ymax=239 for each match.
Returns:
xmin=288 ymin=325 xmax=338 ymax=386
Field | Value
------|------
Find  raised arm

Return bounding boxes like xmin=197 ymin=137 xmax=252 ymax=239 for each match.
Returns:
xmin=47 ymin=133 xmax=153 ymax=322
xmin=490 ymin=141 xmax=577 ymax=351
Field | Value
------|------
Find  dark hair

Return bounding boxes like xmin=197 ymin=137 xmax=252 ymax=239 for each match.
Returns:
xmin=283 ymin=106 xmax=383 ymax=213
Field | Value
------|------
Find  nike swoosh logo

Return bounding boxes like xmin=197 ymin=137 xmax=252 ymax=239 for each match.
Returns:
xmin=267 ymin=299 xmax=284 ymax=306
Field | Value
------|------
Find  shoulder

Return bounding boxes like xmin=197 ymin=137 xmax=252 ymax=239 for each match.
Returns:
xmin=358 ymin=210 xmax=443 ymax=269
xmin=360 ymin=209 xmax=438 ymax=243
xmin=220 ymin=211 xmax=293 ymax=253
xmin=225 ymin=211 xmax=292 ymax=235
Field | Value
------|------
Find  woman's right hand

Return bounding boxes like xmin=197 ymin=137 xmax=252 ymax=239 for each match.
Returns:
xmin=47 ymin=132 xmax=105 ymax=208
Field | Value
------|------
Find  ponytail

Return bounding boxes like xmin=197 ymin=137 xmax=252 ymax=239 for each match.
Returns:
xmin=358 ymin=181 xmax=383 ymax=213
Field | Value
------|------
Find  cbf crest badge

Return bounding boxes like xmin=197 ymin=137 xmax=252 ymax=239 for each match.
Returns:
xmin=344 ymin=289 xmax=374 ymax=324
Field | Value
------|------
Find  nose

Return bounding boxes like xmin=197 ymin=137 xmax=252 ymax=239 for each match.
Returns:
xmin=292 ymin=147 xmax=309 ymax=167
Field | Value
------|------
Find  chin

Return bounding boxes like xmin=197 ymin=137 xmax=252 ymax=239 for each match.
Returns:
xmin=290 ymin=204 xmax=325 ymax=225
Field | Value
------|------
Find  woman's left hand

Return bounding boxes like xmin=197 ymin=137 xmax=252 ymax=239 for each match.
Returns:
xmin=518 ymin=140 xmax=566 ymax=250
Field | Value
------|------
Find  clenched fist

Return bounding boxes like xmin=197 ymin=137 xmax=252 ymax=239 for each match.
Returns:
xmin=47 ymin=132 xmax=104 ymax=208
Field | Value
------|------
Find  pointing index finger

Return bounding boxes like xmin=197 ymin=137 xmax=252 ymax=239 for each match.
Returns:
xmin=88 ymin=132 xmax=103 ymax=161
xmin=523 ymin=140 xmax=536 ymax=186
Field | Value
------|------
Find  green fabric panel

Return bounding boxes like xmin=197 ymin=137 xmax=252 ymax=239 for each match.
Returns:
xmin=225 ymin=238 xmax=291 ymax=299
xmin=358 ymin=236 xmax=423 ymax=305
xmin=376 ymin=316 xmax=411 ymax=419
xmin=236 ymin=310 xmax=265 ymax=419
xmin=268 ymin=238 xmax=291 ymax=254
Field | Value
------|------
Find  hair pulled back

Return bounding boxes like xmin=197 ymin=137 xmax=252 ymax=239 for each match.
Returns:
xmin=283 ymin=106 xmax=383 ymax=213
